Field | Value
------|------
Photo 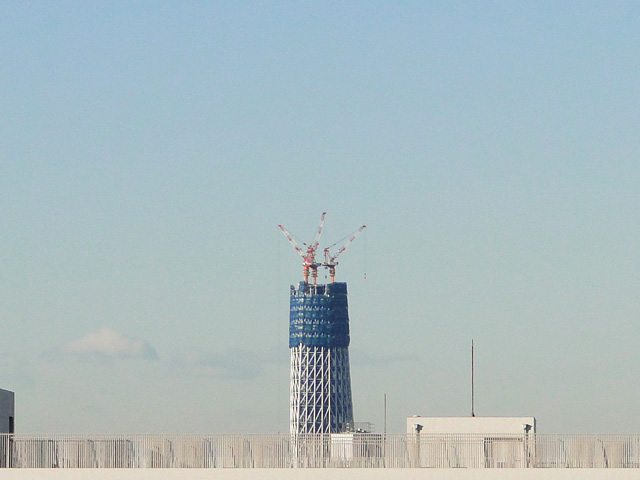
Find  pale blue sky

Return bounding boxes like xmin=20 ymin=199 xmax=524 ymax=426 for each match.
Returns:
xmin=1 ymin=1 xmax=640 ymax=434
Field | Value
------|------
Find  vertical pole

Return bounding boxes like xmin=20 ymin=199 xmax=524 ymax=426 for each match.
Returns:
xmin=382 ymin=393 xmax=387 ymax=467
xmin=363 ymin=227 xmax=367 ymax=280
xmin=471 ymin=339 xmax=475 ymax=417
xmin=384 ymin=393 xmax=387 ymax=435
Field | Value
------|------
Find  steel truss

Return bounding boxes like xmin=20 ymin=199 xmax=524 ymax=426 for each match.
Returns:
xmin=290 ymin=344 xmax=354 ymax=434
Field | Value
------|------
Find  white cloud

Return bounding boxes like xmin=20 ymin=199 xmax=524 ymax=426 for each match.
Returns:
xmin=60 ymin=328 xmax=158 ymax=360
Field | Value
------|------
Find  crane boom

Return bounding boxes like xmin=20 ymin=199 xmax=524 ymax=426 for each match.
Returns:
xmin=323 ymin=224 xmax=366 ymax=283
xmin=324 ymin=225 xmax=366 ymax=265
xmin=278 ymin=212 xmax=326 ymax=284
xmin=278 ymin=224 xmax=305 ymax=258
xmin=310 ymin=212 xmax=326 ymax=253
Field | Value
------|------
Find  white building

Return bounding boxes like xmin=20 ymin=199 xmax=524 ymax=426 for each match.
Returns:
xmin=0 ymin=389 xmax=14 ymax=433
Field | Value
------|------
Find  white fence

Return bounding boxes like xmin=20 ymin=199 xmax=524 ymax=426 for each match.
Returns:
xmin=1 ymin=434 xmax=640 ymax=469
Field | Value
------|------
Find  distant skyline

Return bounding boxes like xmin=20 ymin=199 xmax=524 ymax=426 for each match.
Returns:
xmin=2 ymin=1 xmax=640 ymax=434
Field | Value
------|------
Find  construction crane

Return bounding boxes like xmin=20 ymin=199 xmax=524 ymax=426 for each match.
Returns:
xmin=278 ymin=212 xmax=326 ymax=284
xmin=279 ymin=213 xmax=365 ymax=284
xmin=322 ymin=225 xmax=366 ymax=283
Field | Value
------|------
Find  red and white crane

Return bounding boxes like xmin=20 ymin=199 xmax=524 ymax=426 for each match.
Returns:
xmin=279 ymin=213 xmax=365 ymax=284
xmin=322 ymin=225 xmax=366 ymax=283
xmin=278 ymin=212 xmax=326 ymax=284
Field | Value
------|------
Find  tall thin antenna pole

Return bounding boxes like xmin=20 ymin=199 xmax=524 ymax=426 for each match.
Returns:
xmin=384 ymin=393 xmax=387 ymax=434
xmin=471 ymin=339 xmax=475 ymax=417
xmin=363 ymin=228 xmax=367 ymax=280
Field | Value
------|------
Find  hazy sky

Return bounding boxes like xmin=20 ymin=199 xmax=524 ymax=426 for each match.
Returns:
xmin=2 ymin=1 xmax=640 ymax=434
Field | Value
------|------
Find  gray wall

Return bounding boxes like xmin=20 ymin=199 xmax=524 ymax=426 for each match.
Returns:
xmin=0 ymin=389 xmax=14 ymax=433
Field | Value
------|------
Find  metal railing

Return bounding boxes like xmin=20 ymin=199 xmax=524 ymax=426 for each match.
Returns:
xmin=1 ymin=433 xmax=640 ymax=468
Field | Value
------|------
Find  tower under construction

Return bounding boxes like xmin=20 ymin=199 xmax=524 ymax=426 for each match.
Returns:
xmin=279 ymin=213 xmax=365 ymax=434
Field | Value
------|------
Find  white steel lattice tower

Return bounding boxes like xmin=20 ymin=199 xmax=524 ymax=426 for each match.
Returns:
xmin=289 ymin=281 xmax=354 ymax=434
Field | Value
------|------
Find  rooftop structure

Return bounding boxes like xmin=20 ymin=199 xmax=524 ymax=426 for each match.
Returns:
xmin=407 ymin=416 xmax=536 ymax=435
